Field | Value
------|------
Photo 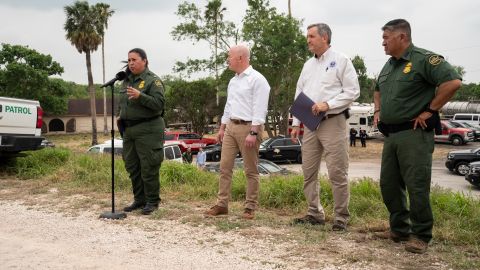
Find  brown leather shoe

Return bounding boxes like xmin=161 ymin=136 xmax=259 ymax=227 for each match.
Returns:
xmin=242 ymin=208 xmax=255 ymax=220
xmin=405 ymin=237 xmax=428 ymax=254
xmin=204 ymin=205 xmax=228 ymax=216
xmin=374 ymin=230 xmax=410 ymax=243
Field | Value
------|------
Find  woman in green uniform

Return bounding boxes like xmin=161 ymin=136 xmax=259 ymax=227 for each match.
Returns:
xmin=119 ymin=48 xmax=165 ymax=215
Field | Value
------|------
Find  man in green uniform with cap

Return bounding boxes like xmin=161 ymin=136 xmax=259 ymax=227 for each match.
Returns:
xmin=374 ymin=19 xmax=462 ymax=253
xmin=119 ymin=48 xmax=165 ymax=215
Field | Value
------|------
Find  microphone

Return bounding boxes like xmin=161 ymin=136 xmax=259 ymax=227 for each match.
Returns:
xmin=101 ymin=71 xmax=127 ymax=88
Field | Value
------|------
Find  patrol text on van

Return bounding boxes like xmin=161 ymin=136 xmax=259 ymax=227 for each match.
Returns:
xmin=0 ymin=97 xmax=44 ymax=157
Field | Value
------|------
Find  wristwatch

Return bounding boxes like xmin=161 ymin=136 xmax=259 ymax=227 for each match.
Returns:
xmin=425 ymin=107 xmax=437 ymax=114
xmin=249 ymin=130 xmax=258 ymax=136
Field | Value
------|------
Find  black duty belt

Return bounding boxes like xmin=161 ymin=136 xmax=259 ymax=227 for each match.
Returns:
xmin=123 ymin=116 xmax=160 ymax=128
xmin=230 ymin=119 xmax=252 ymax=125
xmin=377 ymin=121 xmax=415 ymax=136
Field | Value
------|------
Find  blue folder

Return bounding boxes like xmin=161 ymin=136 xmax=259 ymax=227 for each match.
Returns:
xmin=290 ymin=92 xmax=325 ymax=131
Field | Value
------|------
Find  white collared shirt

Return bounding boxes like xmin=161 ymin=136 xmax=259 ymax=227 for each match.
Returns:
xmin=292 ymin=48 xmax=360 ymax=126
xmin=221 ymin=66 xmax=271 ymax=126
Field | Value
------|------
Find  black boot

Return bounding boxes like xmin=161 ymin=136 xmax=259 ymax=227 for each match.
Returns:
xmin=123 ymin=201 xmax=146 ymax=212
xmin=141 ymin=203 xmax=159 ymax=215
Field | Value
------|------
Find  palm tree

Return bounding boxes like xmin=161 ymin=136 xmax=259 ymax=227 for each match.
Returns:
xmin=95 ymin=3 xmax=115 ymax=135
xmin=64 ymin=1 xmax=103 ymax=145
xmin=204 ymin=0 xmax=227 ymax=106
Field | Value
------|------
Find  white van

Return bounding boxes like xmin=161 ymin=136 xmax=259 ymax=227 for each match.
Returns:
xmin=347 ymin=103 xmax=381 ymax=138
xmin=87 ymin=140 xmax=183 ymax=163
xmin=452 ymin=113 xmax=480 ymax=127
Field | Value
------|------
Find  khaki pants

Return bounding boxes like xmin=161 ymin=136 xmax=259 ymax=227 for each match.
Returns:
xmin=301 ymin=115 xmax=350 ymax=223
xmin=216 ymin=122 xmax=263 ymax=210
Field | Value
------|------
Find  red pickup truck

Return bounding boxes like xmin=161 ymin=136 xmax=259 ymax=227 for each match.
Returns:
xmin=164 ymin=131 xmax=217 ymax=152
xmin=434 ymin=120 xmax=474 ymax=146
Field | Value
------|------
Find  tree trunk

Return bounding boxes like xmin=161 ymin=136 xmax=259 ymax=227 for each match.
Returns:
xmin=288 ymin=0 xmax=292 ymax=17
xmin=102 ymin=37 xmax=108 ymax=135
xmin=215 ymin=11 xmax=220 ymax=107
xmin=86 ymin=50 xmax=98 ymax=146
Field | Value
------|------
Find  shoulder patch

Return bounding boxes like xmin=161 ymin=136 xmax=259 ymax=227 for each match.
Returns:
xmin=428 ymin=55 xmax=443 ymax=66
xmin=155 ymin=80 xmax=162 ymax=87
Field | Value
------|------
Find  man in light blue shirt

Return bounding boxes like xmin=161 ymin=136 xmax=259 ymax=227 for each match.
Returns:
xmin=196 ymin=147 xmax=206 ymax=169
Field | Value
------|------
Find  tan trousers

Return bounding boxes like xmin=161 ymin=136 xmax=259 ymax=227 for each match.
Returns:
xmin=216 ymin=122 xmax=262 ymax=210
xmin=301 ymin=114 xmax=350 ymax=223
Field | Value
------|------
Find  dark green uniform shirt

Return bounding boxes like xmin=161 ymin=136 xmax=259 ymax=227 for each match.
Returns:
xmin=119 ymin=68 xmax=165 ymax=121
xmin=375 ymin=44 xmax=461 ymax=124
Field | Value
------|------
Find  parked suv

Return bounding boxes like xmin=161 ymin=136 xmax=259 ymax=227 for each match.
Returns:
xmin=445 ymin=147 xmax=480 ymax=176
xmin=87 ymin=140 xmax=183 ymax=163
xmin=434 ymin=120 xmax=474 ymax=146
xmin=465 ymin=161 xmax=480 ymax=188
xmin=164 ymin=131 xmax=217 ymax=152
xmin=259 ymin=136 xmax=302 ymax=163
xmin=450 ymin=121 xmax=480 ymax=141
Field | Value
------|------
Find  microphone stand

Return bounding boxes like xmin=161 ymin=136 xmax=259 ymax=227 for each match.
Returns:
xmin=100 ymin=84 xmax=127 ymax=220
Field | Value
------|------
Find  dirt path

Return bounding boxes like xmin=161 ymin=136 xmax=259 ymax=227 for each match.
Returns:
xmin=1 ymin=201 xmax=298 ymax=270
xmin=0 ymin=196 xmax=454 ymax=270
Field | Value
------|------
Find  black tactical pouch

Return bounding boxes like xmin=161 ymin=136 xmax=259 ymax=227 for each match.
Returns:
xmin=377 ymin=121 xmax=388 ymax=137
xmin=424 ymin=111 xmax=442 ymax=135
xmin=117 ymin=118 xmax=125 ymax=138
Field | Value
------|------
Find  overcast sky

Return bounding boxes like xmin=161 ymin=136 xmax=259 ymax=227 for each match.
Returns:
xmin=1 ymin=0 xmax=479 ymax=85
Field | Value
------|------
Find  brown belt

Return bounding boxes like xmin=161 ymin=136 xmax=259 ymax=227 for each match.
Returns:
xmin=230 ymin=119 xmax=252 ymax=125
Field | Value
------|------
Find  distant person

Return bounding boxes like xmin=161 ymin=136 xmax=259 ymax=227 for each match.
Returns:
xmin=290 ymin=23 xmax=360 ymax=231
xmin=118 ymin=48 xmax=165 ymax=215
xmin=374 ymin=19 xmax=461 ymax=253
xmin=196 ymin=147 xmax=206 ymax=169
xmin=359 ymin=129 xmax=367 ymax=147
xmin=204 ymin=44 xmax=270 ymax=220
xmin=182 ymin=147 xmax=193 ymax=164
xmin=349 ymin=128 xmax=358 ymax=147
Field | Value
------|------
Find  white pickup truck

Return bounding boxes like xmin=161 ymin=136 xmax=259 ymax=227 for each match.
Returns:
xmin=0 ymin=97 xmax=44 ymax=157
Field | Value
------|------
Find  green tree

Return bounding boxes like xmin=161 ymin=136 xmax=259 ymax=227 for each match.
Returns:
xmin=454 ymin=65 xmax=466 ymax=78
xmin=171 ymin=0 xmax=238 ymax=105
xmin=95 ymin=3 xmax=115 ymax=135
xmin=0 ymin=43 xmax=68 ymax=115
xmin=242 ymin=0 xmax=309 ymax=136
xmin=64 ymin=0 xmax=104 ymax=145
xmin=453 ymin=83 xmax=480 ymax=101
xmin=164 ymin=77 xmax=219 ymax=135
xmin=352 ymin=55 xmax=375 ymax=103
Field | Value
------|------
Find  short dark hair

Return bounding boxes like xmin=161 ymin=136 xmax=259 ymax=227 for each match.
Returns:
xmin=382 ymin=19 xmax=411 ymax=41
xmin=307 ymin=23 xmax=332 ymax=44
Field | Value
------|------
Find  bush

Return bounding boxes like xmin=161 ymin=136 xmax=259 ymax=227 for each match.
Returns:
xmin=13 ymin=147 xmax=71 ymax=179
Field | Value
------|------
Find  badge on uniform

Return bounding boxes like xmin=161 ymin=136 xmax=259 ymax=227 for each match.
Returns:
xmin=403 ymin=62 xmax=412 ymax=74
xmin=329 ymin=61 xmax=336 ymax=68
xmin=428 ymin=55 xmax=443 ymax=66
xmin=138 ymin=81 xmax=145 ymax=89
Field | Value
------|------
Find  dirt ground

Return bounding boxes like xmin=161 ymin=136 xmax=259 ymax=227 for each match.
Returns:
xmin=0 ymin=178 xmax=463 ymax=270
xmin=0 ymin=134 xmax=475 ymax=269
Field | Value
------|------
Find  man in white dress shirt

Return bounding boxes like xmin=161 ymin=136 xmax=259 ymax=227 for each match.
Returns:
xmin=291 ymin=23 xmax=360 ymax=230
xmin=205 ymin=44 xmax=270 ymax=220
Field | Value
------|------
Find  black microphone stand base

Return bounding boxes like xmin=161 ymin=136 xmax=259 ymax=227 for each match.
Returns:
xmin=100 ymin=211 xmax=127 ymax=220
